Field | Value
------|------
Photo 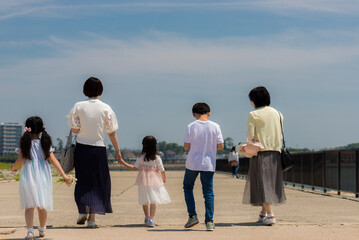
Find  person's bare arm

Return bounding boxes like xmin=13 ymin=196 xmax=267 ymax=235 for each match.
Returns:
xmin=217 ymin=143 xmax=224 ymax=150
xmin=11 ymin=150 xmax=25 ymax=172
xmin=161 ymin=171 xmax=166 ymax=183
xmin=48 ymin=152 xmax=71 ymax=185
xmin=107 ymin=131 xmax=124 ymax=164
xmin=184 ymin=143 xmax=191 ymax=151
xmin=121 ymin=161 xmax=137 ymax=171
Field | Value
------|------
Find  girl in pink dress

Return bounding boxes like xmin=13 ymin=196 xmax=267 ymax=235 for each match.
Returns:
xmin=122 ymin=136 xmax=171 ymax=227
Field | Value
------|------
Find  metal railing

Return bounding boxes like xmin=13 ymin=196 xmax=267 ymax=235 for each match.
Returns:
xmin=216 ymin=148 xmax=359 ymax=198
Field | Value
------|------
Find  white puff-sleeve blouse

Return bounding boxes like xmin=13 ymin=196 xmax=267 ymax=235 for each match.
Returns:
xmin=67 ymin=99 xmax=119 ymax=147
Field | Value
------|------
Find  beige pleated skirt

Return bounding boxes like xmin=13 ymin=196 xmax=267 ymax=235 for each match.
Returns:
xmin=242 ymin=151 xmax=286 ymax=206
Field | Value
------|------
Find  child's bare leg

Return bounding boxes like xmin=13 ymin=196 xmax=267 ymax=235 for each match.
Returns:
xmin=37 ymin=207 xmax=47 ymax=228
xmin=149 ymin=204 xmax=156 ymax=219
xmin=25 ymin=208 xmax=35 ymax=229
xmin=143 ymin=205 xmax=149 ymax=218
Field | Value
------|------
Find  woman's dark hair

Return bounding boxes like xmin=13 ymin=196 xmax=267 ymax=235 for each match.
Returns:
xmin=142 ymin=136 xmax=157 ymax=161
xmin=20 ymin=116 xmax=52 ymax=160
xmin=248 ymin=86 xmax=271 ymax=108
xmin=83 ymin=77 xmax=103 ymax=98
xmin=192 ymin=102 xmax=210 ymax=115
xmin=231 ymin=146 xmax=236 ymax=152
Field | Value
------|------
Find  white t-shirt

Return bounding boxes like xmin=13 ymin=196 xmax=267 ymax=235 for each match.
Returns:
xmin=67 ymin=99 xmax=118 ymax=147
xmin=228 ymin=152 xmax=239 ymax=163
xmin=134 ymin=154 xmax=165 ymax=171
xmin=184 ymin=120 xmax=224 ymax=172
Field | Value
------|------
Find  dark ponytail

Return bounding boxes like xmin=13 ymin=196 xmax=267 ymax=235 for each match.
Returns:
xmin=20 ymin=132 xmax=32 ymax=159
xmin=41 ymin=130 xmax=52 ymax=159
xmin=20 ymin=116 xmax=52 ymax=160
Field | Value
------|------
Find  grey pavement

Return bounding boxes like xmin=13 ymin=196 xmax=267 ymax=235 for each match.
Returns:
xmin=1 ymin=171 xmax=359 ymax=240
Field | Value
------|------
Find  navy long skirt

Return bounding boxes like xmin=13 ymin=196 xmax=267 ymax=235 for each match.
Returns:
xmin=74 ymin=143 xmax=113 ymax=214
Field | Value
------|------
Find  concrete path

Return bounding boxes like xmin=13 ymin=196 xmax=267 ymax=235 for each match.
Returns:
xmin=1 ymin=171 xmax=359 ymax=240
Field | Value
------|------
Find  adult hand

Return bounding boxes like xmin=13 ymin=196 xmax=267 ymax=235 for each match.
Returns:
xmin=115 ymin=150 xmax=124 ymax=164
xmin=63 ymin=175 xmax=72 ymax=185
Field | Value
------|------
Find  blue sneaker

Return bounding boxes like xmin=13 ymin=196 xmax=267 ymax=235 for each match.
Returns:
xmin=144 ymin=217 xmax=149 ymax=225
xmin=147 ymin=218 xmax=155 ymax=227
xmin=184 ymin=215 xmax=199 ymax=228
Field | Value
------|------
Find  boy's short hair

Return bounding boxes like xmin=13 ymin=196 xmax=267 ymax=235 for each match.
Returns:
xmin=248 ymin=86 xmax=270 ymax=108
xmin=83 ymin=77 xmax=103 ymax=98
xmin=192 ymin=102 xmax=210 ymax=115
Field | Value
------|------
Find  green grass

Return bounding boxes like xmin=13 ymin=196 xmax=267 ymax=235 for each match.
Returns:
xmin=0 ymin=162 xmax=12 ymax=170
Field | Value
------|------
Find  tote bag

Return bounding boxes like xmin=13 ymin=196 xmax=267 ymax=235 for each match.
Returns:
xmin=61 ymin=130 xmax=75 ymax=174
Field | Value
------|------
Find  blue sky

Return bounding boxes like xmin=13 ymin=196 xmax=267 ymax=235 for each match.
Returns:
xmin=1 ymin=0 xmax=359 ymax=150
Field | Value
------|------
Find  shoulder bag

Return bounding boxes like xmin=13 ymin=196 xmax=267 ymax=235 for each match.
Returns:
xmin=61 ymin=130 xmax=75 ymax=174
xmin=278 ymin=111 xmax=295 ymax=172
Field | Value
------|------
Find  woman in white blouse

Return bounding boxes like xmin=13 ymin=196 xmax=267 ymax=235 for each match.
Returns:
xmin=67 ymin=77 xmax=124 ymax=228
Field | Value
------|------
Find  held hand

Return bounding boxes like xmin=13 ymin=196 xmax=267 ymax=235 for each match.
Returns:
xmin=115 ymin=150 xmax=122 ymax=162
xmin=63 ymin=175 xmax=72 ymax=185
xmin=162 ymin=177 xmax=166 ymax=183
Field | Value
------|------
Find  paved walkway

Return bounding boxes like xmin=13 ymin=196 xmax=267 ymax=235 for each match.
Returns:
xmin=1 ymin=171 xmax=359 ymax=240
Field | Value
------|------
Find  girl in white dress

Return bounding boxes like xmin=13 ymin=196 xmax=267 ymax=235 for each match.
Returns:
xmin=11 ymin=116 xmax=71 ymax=240
xmin=121 ymin=136 xmax=171 ymax=227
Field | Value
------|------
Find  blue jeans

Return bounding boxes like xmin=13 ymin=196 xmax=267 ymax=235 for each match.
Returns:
xmin=232 ymin=166 xmax=239 ymax=175
xmin=183 ymin=168 xmax=214 ymax=223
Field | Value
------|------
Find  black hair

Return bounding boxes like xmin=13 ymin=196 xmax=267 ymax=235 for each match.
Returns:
xmin=142 ymin=136 xmax=158 ymax=162
xmin=192 ymin=102 xmax=210 ymax=115
xmin=231 ymin=146 xmax=236 ymax=152
xmin=83 ymin=77 xmax=103 ymax=98
xmin=20 ymin=116 xmax=52 ymax=160
xmin=248 ymin=86 xmax=271 ymax=108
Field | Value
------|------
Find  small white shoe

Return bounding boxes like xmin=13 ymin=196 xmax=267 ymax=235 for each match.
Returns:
xmin=257 ymin=212 xmax=267 ymax=223
xmin=263 ymin=216 xmax=276 ymax=226
xmin=87 ymin=220 xmax=98 ymax=228
xmin=25 ymin=228 xmax=34 ymax=240
xmin=38 ymin=225 xmax=46 ymax=238
xmin=77 ymin=214 xmax=88 ymax=225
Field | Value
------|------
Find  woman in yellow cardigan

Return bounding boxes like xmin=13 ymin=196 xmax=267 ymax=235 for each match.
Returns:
xmin=242 ymin=86 xmax=286 ymax=226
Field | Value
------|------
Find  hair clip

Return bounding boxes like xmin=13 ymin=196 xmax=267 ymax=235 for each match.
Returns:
xmin=24 ymin=127 xmax=32 ymax=133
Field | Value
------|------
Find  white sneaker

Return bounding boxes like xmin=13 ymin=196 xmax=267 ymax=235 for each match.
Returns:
xmin=38 ymin=225 xmax=46 ymax=237
xmin=87 ymin=220 xmax=98 ymax=228
xmin=257 ymin=212 xmax=267 ymax=223
xmin=263 ymin=216 xmax=276 ymax=226
xmin=25 ymin=228 xmax=34 ymax=240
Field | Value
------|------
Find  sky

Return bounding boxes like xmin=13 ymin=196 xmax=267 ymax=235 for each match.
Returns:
xmin=1 ymin=0 xmax=359 ymax=150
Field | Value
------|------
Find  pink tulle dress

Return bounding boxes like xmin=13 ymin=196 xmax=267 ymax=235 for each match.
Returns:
xmin=134 ymin=155 xmax=171 ymax=205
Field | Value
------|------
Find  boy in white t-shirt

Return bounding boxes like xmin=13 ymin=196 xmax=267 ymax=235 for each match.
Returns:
xmin=183 ymin=102 xmax=224 ymax=231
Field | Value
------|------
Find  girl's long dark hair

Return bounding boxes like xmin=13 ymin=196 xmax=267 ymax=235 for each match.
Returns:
xmin=20 ymin=116 xmax=52 ymax=160
xmin=142 ymin=136 xmax=157 ymax=161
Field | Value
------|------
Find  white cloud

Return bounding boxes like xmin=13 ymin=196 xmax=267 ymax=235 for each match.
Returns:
xmin=2 ymin=31 xmax=359 ymax=80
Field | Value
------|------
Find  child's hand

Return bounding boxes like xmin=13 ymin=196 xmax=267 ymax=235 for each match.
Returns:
xmin=10 ymin=165 xmax=17 ymax=172
xmin=63 ymin=175 xmax=72 ymax=185
xmin=162 ymin=176 xmax=166 ymax=183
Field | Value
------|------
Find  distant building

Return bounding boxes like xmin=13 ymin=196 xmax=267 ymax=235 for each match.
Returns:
xmin=0 ymin=123 xmax=22 ymax=156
